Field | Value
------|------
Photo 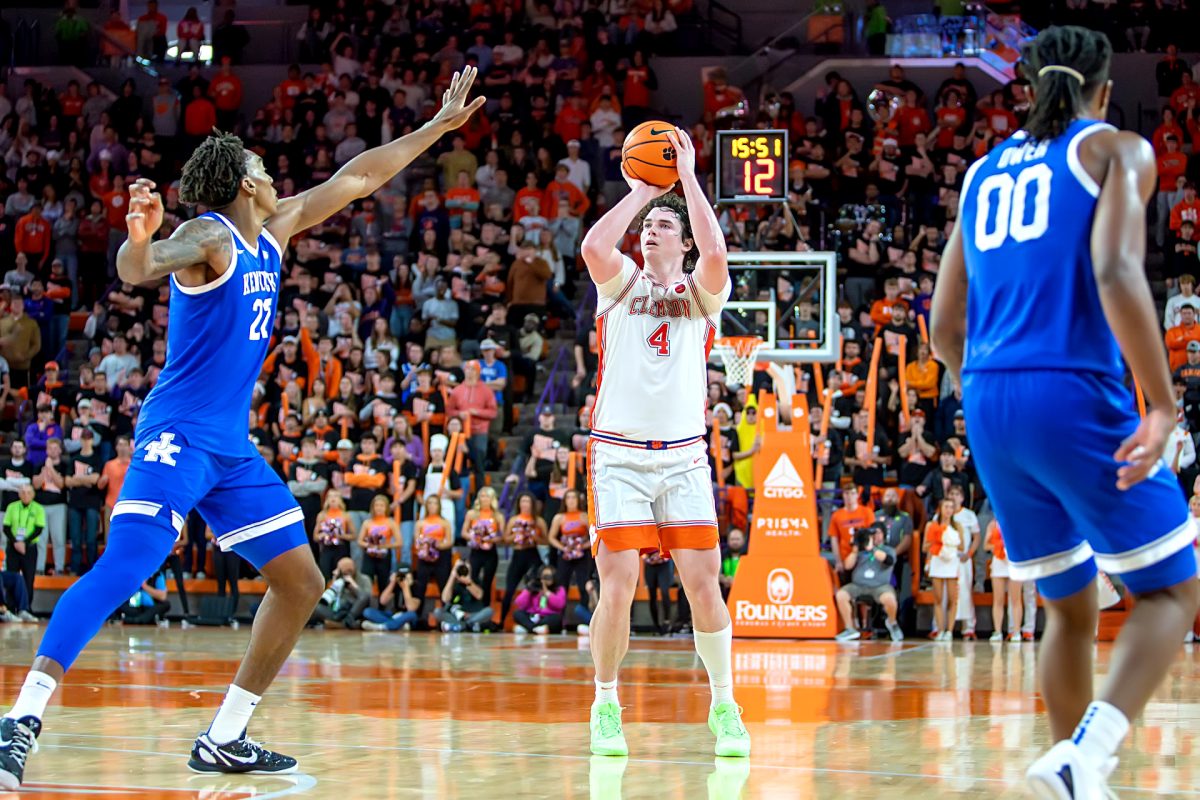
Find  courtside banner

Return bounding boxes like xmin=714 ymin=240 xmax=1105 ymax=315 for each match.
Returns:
xmin=751 ymin=393 xmax=820 ymax=557
xmin=728 ymin=556 xmax=839 ymax=638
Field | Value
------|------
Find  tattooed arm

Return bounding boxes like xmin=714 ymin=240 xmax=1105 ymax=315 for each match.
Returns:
xmin=116 ymin=179 xmax=232 ymax=286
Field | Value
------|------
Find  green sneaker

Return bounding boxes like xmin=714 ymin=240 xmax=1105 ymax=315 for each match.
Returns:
xmin=590 ymin=702 xmax=629 ymax=756
xmin=708 ymin=703 xmax=751 ymax=758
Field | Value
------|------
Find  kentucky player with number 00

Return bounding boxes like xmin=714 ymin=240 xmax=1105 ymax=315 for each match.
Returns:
xmin=580 ymin=125 xmax=750 ymax=759
xmin=930 ymin=26 xmax=1200 ymax=800
xmin=0 ymin=69 xmax=485 ymax=790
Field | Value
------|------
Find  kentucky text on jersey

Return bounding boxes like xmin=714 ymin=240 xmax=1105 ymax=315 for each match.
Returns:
xmin=242 ymin=271 xmax=279 ymax=295
xmin=628 ymin=295 xmax=693 ymax=318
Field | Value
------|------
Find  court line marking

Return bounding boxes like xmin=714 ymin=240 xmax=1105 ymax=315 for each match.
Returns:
xmin=37 ymin=735 xmax=1197 ymax=796
xmin=22 ymin=771 xmax=317 ymax=799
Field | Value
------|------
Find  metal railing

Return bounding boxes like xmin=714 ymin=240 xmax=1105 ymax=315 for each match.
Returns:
xmin=705 ymin=0 xmax=743 ymax=54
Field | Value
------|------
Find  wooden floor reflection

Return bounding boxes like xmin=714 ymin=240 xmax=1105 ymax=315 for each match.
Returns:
xmin=1 ymin=625 xmax=1198 ymax=798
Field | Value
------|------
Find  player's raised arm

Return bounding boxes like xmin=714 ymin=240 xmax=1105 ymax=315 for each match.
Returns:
xmin=580 ymin=166 xmax=672 ymax=285
xmin=666 ymin=127 xmax=728 ymax=294
xmin=1086 ymin=129 xmax=1175 ymax=488
xmin=267 ymin=67 xmax=486 ymax=243
xmin=117 ymin=179 xmax=231 ymax=285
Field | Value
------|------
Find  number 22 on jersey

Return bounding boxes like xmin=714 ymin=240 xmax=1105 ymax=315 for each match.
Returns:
xmin=647 ymin=322 xmax=671 ymax=356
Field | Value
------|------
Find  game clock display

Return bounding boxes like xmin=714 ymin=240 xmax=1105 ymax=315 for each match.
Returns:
xmin=715 ymin=130 xmax=788 ymax=203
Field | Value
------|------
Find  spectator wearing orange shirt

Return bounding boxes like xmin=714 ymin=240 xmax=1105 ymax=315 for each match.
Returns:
xmin=209 ymin=58 xmax=243 ymax=131
xmin=828 ymin=485 xmax=875 ymax=577
xmin=514 ymin=172 xmax=546 ymax=222
xmin=1170 ymin=182 xmax=1200 ymax=235
xmin=1166 ymin=305 xmax=1200 ymax=371
xmin=1171 ymin=73 xmax=1200 ymax=115
xmin=702 ymin=67 xmax=745 ymax=117
xmin=1153 ymin=106 xmax=1186 ymax=155
xmin=552 ymin=95 xmax=589 ymax=143
xmin=183 ymin=85 xmax=216 ymax=143
xmin=276 ymin=64 xmax=305 ymax=110
xmin=13 ymin=205 xmax=51 ymax=269
xmin=893 ymin=90 xmax=931 ymax=147
xmin=101 ymin=175 xmax=128 ymax=270
xmin=621 ymin=50 xmax=657 ymax=127
xmin=1156 ymin=135 xmax=1188 ymax=247
xmin=905 ymin=341 xmax=940 ymax=409
xmin=869 ymin=278 xmax=905 ymax=328
xmin=544 ymin=165 xmax=590 ymax=219
xmin=980 ymin=91 xmax=1017 ymax=140
xmin=444 ymin=171 xmax=481 ymax=221
xmin=933 ymin=90 xmax=968 ymax=149
xmin=135 ymin=0 xmax=168 ymax=61
xmin=98 ymin=435 xmax=131 ymax=534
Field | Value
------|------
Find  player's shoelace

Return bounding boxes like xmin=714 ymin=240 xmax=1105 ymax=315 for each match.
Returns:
xmin=594 ymin=707 xmax=623 ymax=739
xmin=712 ymin=706 xmax=748 ymax=737
xmin=1 ymin=719 xmax=38 ymax=770
xmin=232 ymin=735 xmax=288 ymax=766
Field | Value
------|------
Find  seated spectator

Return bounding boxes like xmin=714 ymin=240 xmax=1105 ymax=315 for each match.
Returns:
xmin=916 ymin=449 xmax=971 ymax=509
xmin=361 ymin=566 xmax=421 ymax=632
xmin=828 ymin=485 xmax=876 ymax=578
xmin=834 ymin=523 xmax=902 ymax=641
xmin=434 ymin=559 xmax=495 ymax=632
xmin=312 ymin=556 xmax=372 ymax=629
xmin=114 ymin=561 xmax=170 ymax=625
xmin=0 ymin=547 xmax=35 ymax=622
xmin=512 ymin=564 xmax=567 ymax=635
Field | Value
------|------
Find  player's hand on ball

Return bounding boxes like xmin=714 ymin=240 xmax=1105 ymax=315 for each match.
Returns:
xmin=665 ymin=127 xmax=695 ymax=176
xmin=622 ymin=161 xmax=673 ymax=198
xmin=1114 ymin=407 xmax=1173 ymax=490
xmin=127 ymin=178 xmax=164 ymax=245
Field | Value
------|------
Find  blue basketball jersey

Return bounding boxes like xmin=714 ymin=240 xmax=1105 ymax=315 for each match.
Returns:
xmin=136 ymin=211 xmax=283 ymax=455
xmin=960 ymin=118 xmax=1120 ymax=378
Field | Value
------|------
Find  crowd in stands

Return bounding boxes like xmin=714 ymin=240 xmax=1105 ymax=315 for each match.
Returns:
xmin=1 ymin=0 xmax=1199 ymax=641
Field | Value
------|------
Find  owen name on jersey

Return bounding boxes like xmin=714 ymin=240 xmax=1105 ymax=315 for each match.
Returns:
xmin=628 ymin=295 xmax=693 ymax=318
xmin=243 ymin=271 xmax=279 ymax=296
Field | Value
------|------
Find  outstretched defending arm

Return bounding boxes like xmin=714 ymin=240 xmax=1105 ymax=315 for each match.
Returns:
xmin=667 ymin=127 xmax=728 ymax=295
xmin=266 ymin=67 xmax=486 ymax=244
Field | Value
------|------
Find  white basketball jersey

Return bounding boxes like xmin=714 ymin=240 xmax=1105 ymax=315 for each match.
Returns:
xmin=591 ymin=255 xmax=729 ymax=442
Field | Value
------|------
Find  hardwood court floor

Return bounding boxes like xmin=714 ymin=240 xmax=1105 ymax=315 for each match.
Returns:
xmin=1 ymin=625 xmax=1198 ymax=799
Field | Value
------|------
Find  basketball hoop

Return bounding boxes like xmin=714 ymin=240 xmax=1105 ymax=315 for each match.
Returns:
xmin=712 ymin=336 xmax=767 ymax=389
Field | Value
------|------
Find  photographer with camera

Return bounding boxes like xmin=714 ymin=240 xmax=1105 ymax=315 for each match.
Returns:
xmin=311 ymin=556 xmax=373 ymax=629
xmin=434 ymin=560 xmax=496 ymax=632
xmin=512 ymin=565 xmax=567 ymax=634
xmin=834 ymin=523 xmax=903 ymax=642
xmin=362 ymin=567 xmax=421 ymax=632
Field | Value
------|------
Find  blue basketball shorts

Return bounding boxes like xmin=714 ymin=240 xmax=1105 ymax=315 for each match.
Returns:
xmin=963 ymin=369 xmax=1197 ymax=600
xmin=115 ymin=429 xmax=307 ymax=569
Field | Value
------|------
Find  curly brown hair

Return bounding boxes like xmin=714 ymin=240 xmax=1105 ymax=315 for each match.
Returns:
xmin=179 ymin=130 xmax=248 ymax=208
xmin=635 ymin=192 xmax=696 ymax=272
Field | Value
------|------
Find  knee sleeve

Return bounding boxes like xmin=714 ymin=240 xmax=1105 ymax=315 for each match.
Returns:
xmin=37 ymin=514 xmax=176 ymax=671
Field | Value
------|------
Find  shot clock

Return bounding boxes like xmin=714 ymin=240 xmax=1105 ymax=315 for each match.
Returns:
xmin=715 ymin=129 xmax=788 ymax=203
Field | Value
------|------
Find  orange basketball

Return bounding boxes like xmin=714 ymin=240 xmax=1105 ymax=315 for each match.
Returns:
xmin=622 ymin=121 xmax=679 ymax=188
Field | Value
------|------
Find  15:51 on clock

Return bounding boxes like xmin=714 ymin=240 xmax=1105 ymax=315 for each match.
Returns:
xmin=715 ymin=130 xmax=788 ymax=204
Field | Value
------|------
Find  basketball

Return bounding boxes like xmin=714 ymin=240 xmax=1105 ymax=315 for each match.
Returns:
xmin=622 ymin=121 xmax=679 ymax=188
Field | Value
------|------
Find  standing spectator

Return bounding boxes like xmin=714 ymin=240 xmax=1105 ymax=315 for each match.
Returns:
xmin=343 ymin=434 xmax=388 ymax=539
xmin=53 ymin=3 xmax=90 ymax=67
xmin=312 ymin=493 xmax=353 ymax=582
xmin=209 ymin=58 xmax=243 ymax=132
xmin=67 ymin=429 xmax=104 ymax=576
xmin=23 ymin=406 xmax=63 ymax=468
xmin=357 ymin=494 xmax=401 ymax=595
xmin=875 ymin=487 xmax=914 ymax=598
xmin=212 ymin=9 xmax=250 ymax=65
xmin=924 ymin=498 xmax=962 ymax=641
xmin=32 ymin=438 xmax=70 ymax=576
xmin=183 ymin=86 xmax=217 ymax=148
xmin=413 ymin=494 xmax=454 ymax=614
xmin=461 ymin=486 xmax=505 ymax=600
xmin=1156 ymin=135 xmax=1188 ymax=249
xmin=548 ymin=489 xmax=591 ymax=622
xmin=287 ymin=437 xmax=329 ymax=541
xmin=3 ymin=484 xmax=44 ymax=608
xmin=499 ymin=493 xmax=547 ymax=625
xmin=135 ymin=0 xmax=168 ymax=61
xmin=446 ymin=360 xmax=498 ymax=485
xmin=205 ymin=525 xmax=241 ymax=624
xmin=14 ymin=204 xmax=51 ymax=269
xmin=985 ymin=520 xmax=1023 ymax=642
xmin=864 ymin=0 xmax=890 ymax=55
xmin=99 ymin=435 xmax=131 ymax=537
xmin=544 ymin=165 xmax=591 ymax=219
xmin=508 ymin=242 xmax=553 ymax=322
xmin=1158 ymin=44 xmax=1190 ymax=98
xmin=0 ymin=442 xmax=34 ymax=515
xmin=149 ymin=79 xmax=180 ymax=142
xmin=948 ymin=483 xmax=980 ymax=639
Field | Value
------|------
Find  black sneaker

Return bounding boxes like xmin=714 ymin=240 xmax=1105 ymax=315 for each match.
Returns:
xmin=187 ymin=731 xmax=298 ymax=774
xmin=0 ymin=715 xmax=41 ymax=790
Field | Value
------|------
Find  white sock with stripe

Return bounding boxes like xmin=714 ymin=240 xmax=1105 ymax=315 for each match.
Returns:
xmin=694 ymin=624 xmax=735 ymax=708
xmin=6 ymin=671 xmax=57 ymax=722
xmin=1072 ymin=701 xmax=1129 ymax=766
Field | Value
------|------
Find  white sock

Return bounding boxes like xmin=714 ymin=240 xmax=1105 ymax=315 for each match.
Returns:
xmin=694 ymin=624 xmax=734 ymax=708
xmin=594 ymin=677 xmax=619 ymax=706
xmin=1072 ymin=701 xmax=1130 ymax=766
xmin=207 ymin=684 xmax=261 ymax=745
xmin=6 ymin=671 xmax=57 ymax=722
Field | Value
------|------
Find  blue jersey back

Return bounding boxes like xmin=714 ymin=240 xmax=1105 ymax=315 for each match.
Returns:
xmin=960 ymin=119 xmax=1121 ymax=378
xmin=136 ymin=212 xmax=283 ymax=454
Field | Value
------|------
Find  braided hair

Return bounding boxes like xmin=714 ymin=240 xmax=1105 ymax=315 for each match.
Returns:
xmin=178 ymin=130 xmax=248 ymax=208
xmin=1020 ymin=25 xmax=1112 ymax=142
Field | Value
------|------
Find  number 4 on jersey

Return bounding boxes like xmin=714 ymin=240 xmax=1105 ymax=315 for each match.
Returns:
xmin=647 ymin=322 xmax=670 ymax=356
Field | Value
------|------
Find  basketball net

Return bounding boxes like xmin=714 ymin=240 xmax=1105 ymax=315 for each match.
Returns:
xmin=712 ymin=336 xmax=767 ymax=389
